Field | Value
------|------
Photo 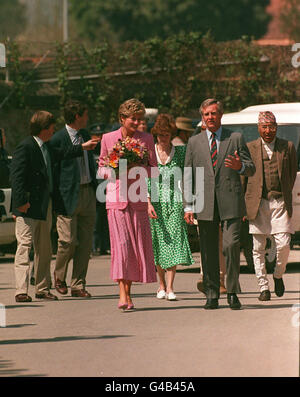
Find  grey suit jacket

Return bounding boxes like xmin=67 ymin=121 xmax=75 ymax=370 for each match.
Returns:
xmin=184 ymin=128 xmax=255 ymax=220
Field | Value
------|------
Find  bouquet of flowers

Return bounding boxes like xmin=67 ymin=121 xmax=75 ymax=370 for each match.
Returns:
xmin=103 ymin=137 xmax=149 ymax=177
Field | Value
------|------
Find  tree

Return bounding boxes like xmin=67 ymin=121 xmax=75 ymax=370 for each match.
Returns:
xmin=280 ymin=0 xmax=300 ymax=41
xmin=69 ymin=0 xmax=271 ymax=44
xmin=17 ymin=0 xmax=64 ymax=42
xmin=0 ymin=0 xmax=27 ymax=40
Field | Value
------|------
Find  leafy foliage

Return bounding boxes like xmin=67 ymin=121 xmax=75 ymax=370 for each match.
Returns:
xmin=0 ymin=0 xmax=27 ymax=40
xmin=69 ymin=0 xmax=271 ymax=43
xmin=1 ymin=33 xmax=299 ymax=152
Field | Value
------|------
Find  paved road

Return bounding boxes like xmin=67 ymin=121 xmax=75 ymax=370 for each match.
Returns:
xmin=0 ymin=251 xmax=299 ymax=378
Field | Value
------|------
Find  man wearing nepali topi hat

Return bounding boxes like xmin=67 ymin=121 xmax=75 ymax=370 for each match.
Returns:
xmin=241 ymin=111 xmax=297 ymax=301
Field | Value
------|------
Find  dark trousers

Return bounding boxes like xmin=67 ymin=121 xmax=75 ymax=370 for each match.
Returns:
xmin=93 ymin=201 xmax=110 ymax=253
xmin=198 ymin=201 xmax=242 ymax=298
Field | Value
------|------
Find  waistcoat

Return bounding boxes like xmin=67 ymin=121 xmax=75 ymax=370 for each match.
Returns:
xmin=261 ymin=144 xmax=282 ymax=200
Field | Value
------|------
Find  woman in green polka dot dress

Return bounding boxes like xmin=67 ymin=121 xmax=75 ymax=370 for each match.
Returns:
xmin=148 ymin=114 xmax=194 ymax=301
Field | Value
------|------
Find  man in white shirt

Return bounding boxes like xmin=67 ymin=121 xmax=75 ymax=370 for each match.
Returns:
xmin=50 ymin=100 xmax=98 ymax=298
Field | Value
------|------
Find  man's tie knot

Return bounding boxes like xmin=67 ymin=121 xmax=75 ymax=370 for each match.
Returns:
xmin=74 ymin=131 xmax=83 ymax=144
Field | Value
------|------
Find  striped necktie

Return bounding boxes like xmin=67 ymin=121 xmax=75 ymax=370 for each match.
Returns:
xmin=210 ymin=132 xmax=217 ymax=171
xmin=74 ymin=131 xmax=89 ymax=182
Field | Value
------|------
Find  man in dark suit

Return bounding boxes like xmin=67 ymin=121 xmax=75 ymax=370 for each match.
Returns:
xmin=0 ymin=128 xmax=10 ymax=189
xmin=184 ymin=98 xmax=255 ymax=310
xmin=50 ymin=100 xmax=98 ymax=298
xmin=11 ymin=111 xmax=97 ymax=302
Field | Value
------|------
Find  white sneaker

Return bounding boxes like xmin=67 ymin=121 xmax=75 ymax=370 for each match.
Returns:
xmin=166 ymin=291 xmax=177 ymax=301
xmin=156 ymin=289 xmax=166 ymax=299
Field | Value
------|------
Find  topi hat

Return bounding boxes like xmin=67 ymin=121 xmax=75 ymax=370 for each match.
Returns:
xmin=258 ymin=111 xmax=276 ymax=124
xmin=175 ymin=117 xmax=194 ymax=132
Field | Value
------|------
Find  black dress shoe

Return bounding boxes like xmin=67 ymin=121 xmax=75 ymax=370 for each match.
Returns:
xmin=71 ymin=289 xmax=92 ymax=298
xmin=227 ymin=293 xmax=241 ymax=310
xmin=35 ymin=292 xmax=58 ymax=300
xmin=15 ymin=294 xmax=32 ymax=303
xmin=204 ymin=298 xmax=219 ymax=310
xmin=258 ymin=290 xmax=271 ymax=301
xmin=273 ymin=276 xmax=285 ymax=297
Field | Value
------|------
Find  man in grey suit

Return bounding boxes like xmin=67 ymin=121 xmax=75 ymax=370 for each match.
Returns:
xmin=184 ymin=98 xmax=255 ymax=310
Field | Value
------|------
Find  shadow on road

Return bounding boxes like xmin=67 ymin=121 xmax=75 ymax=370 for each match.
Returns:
xmin=177 ymin=267 xmax=200 ymax=274
xmin=133 ymin=301 xmax=297 ymax=312
xmin=0 ymin=358 xmax=44 ymax=377
xmin=177 ymin=262 xmax=300 ymax=274
xmin=0 ymin=334 xmax=132 ymax=345
xmin=286 ymin=262 xmax=300 ymax=273
xmin=4 ymin=324 xmax=36 ymax=328
xmin=243 ymin=303 xmax=296 ymax=309
xmin=0 ymin=257 xmax=14 ymax=264
xmin=5 ymin=305 xmax=44 ymax=309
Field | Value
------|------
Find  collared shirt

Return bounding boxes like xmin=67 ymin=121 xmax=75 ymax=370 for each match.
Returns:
xmin=184 ymin=125 xmax=245 ymax=212
xmin=206 ymin=126 xmax=222 ymax=153
xmin=261 ymin=137 xmax=276 ymax=160
xmin=65 ymin=124 xmax=91 ymax=184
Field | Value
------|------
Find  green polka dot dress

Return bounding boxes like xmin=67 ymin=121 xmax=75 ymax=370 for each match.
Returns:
xmin=148 ymin=145 xmax=194 ymax=269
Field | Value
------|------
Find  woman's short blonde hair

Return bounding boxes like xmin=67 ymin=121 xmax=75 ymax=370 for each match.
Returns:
xmin=151 ymin=113 xmax=177 ymax=142
xmin=118 ymin=98 xmax=146 ymax=122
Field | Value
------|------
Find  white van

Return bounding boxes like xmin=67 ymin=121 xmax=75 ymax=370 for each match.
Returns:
xmin=197 ymin=103 xmax=300 ymax=268
xmin=0 ymin=156 xmax=16 ymax=254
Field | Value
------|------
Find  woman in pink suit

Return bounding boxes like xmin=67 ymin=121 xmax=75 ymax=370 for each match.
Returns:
xmin=98 ymin=99 xmax=158 ymax=311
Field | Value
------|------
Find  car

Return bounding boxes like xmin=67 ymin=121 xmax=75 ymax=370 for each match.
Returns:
xmin=196 ymin=102 xmax=300 ymax=270
xmin=0 ymin=156 xmax=16 ymax=255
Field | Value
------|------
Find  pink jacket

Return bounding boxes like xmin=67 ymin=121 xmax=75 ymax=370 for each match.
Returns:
xmin=98 ymin=128 xmax=158 ymax=210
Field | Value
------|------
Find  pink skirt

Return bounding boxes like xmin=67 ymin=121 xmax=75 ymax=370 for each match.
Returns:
xmin=107 ymin=204 xmax=157 ymax=283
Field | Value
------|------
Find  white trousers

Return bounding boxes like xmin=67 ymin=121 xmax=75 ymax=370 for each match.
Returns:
xmin=252 ymin=232 xmax=290 ymax=292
